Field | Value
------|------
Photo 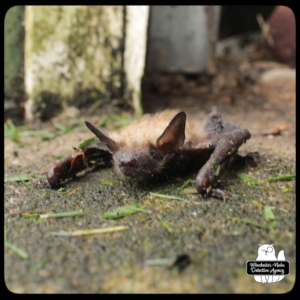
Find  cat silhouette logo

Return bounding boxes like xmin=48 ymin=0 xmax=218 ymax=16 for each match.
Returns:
xmin=246 ymin=243 xmax=290 ymax=284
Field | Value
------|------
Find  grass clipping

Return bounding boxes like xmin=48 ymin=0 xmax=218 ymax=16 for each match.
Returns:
xmin=51 ymin=226 xmax=128 ymax=236
xmin=101 ymin=204 xmax=151 ymax=219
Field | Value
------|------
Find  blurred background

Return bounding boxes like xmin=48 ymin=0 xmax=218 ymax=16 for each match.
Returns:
xmin=4 ymin=5 xmax=295 ymax=125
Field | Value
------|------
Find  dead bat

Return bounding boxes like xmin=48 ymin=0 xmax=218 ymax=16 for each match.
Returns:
xmin=33 ymin=110 xmax=259 ymax=199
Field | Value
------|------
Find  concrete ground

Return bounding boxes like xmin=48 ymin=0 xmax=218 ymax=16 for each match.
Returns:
xmin=5 ymin=59 xmax=295 ymax=293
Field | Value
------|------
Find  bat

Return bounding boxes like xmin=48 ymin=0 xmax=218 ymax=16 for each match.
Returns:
xmin=33 ymin=110 xmax=259 ymax=199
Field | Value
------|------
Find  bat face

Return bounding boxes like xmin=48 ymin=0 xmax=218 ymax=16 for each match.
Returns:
xmin=85 ymin=111 xmax=186 ymax=180
xmin=114 ymin=148 xmax=160 ymax=180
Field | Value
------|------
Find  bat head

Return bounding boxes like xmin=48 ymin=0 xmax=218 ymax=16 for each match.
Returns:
xmin=85 ymin=111 xmax=186 ymax=180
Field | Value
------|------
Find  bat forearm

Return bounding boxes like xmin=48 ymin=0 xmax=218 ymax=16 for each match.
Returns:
xmin=196 ymin=128 xmax=251 ymax=199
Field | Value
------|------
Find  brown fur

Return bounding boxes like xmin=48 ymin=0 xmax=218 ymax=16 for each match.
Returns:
xmin=108 ymin=109 xmax=206 ymax=149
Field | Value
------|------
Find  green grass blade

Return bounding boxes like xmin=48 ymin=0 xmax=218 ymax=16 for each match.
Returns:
xmin=228 ymin=216 xmax=268 ymax=229
xmin=198 ymin=252 xmax=209 ymax=259
xmin=52 ymin=155 xmax=64 ymax=160
xmin=100 ymin=179 xmax=118 ymax=186
xmin=149 ymin=192 xmax=189 ymax=203
xmin=5 ymin=242 xmax=29 ymax=259
xmin=236 ymin=173 xmax=261 ymax=186
xmin=31 ymin=258 xmax=49 ymax=272
xmin=40 ymin=210 xmax=84 ymax=219
xmin=178 ymin=178 xmax=194 ymax=190
xmin=79 ymin=137 xmax=97 ymax=149
xmin=252 ymin=200 xmax=263 ymax=209
xmin=22 ymin=213 xmax=39 ymax=218
xmin=4 ymin=173 xmax=46 ymax=183
xmin=161 ymin=221 xmax=173 ymax=233
xmin=4 ymin=119 xmax=19 ymax=141
xmin=181 ymin=188 xmax=198 ymax=194
xmin=101 ymin=204 xmax=150 ymax=219
xmin=263 ymin=174 xmax=296 ymax=182
xmin=144 ymin=258 xmax=173 ymax=266
xmin=264 ymin=206 xmax=276 ymax=229
xmin=51 ymin=226 xmax=128 ymax=236
xmin=52 ymin=121 xmax=69 ymax=133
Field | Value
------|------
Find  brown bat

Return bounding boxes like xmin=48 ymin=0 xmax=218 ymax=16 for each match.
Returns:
xmin=34 ymin=110 xmax=258 ymax=199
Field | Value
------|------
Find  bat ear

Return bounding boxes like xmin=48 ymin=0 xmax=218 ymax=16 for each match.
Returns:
xmin=156 ymin=111 xmax=186 ymax=154
xmin=85 ymin=121 xmax=118 ymax=151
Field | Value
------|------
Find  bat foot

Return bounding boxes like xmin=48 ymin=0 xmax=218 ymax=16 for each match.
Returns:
xmin=197 ymin=184 xmax=227 ymax=201
xmin=31 ymin=178 xmax=52 ymax=189
xmin=236 ymin=152 xmax=260 ymax=167
xmin=207 ymin=188 xmax=227 ymax=201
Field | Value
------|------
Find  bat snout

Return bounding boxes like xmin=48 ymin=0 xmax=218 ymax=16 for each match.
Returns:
xmin=115 ymin=150 xmax=139 ymax=178
xmin=117 ymin=151 xmax=137 ymax=167
xmin=119 ymin=158 xmax=137 ymax=168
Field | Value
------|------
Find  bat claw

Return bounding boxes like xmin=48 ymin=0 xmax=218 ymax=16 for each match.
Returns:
xmin=31 ymin=178 xmax=51 ymax=189
xmin=196 ymin=183 xmax=227 ymax=200
xmin=208 ymin=188 xmax=227 ymax=201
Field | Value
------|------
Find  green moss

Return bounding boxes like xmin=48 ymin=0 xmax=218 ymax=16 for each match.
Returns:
xmin=4 ymin=6 xmax=25 ymax=100
xmin=25 ymin=6 xmax=124 ymax=114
